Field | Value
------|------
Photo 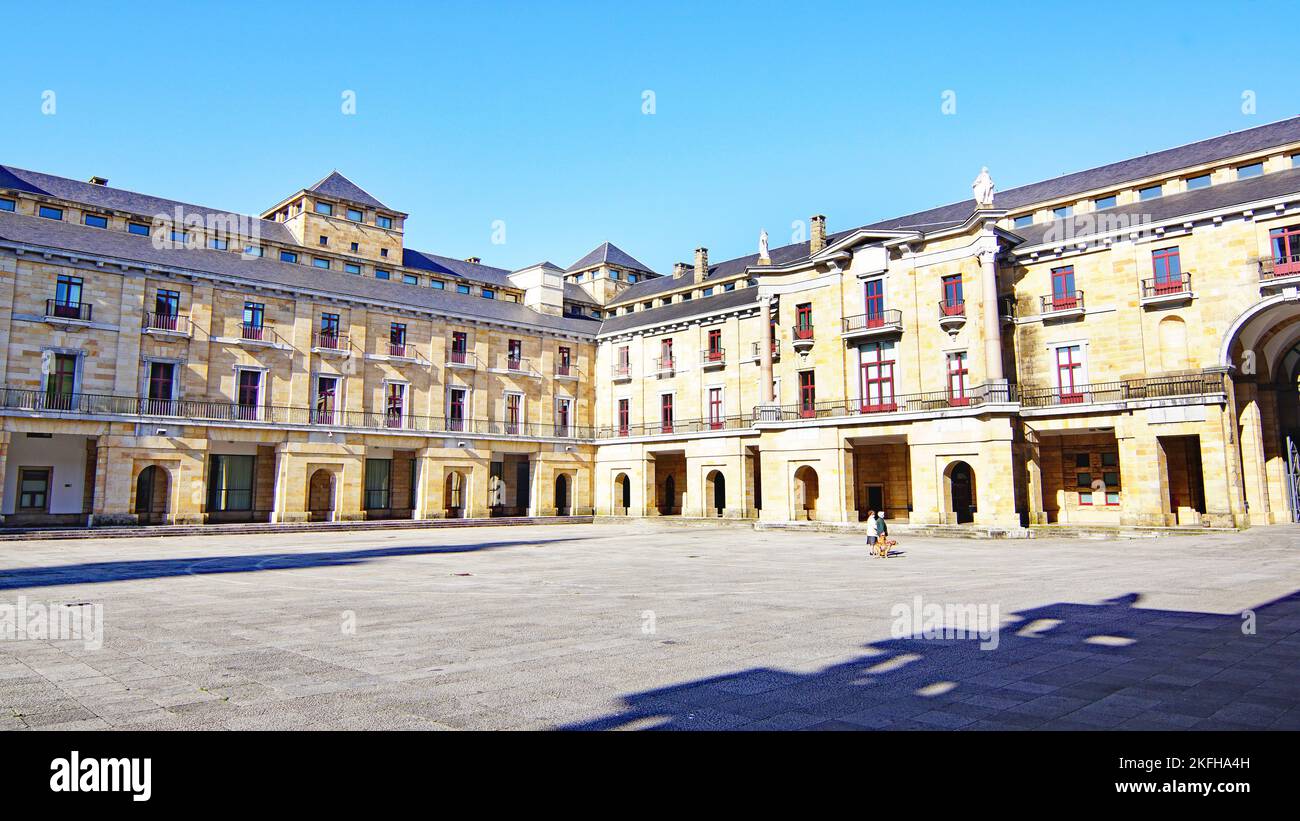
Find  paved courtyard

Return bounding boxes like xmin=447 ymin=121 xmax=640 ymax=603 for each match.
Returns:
xmin=0 ymin=521 xmax=1298 ymax=731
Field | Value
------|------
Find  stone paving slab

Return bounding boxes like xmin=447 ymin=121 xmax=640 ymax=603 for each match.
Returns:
xmin=1 ymin=522 xmax=1298 ymax=730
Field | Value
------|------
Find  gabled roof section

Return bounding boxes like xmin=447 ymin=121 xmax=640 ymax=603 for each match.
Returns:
xmin=306 ymin=171 xmax=395 ymax=212
xmin=566 ymin=241 xmax=656 ymax=275
xmin=0 ymin=164 xmax=298 ymax=245
xmin=402 ymin=248 xmax=514 ymax=288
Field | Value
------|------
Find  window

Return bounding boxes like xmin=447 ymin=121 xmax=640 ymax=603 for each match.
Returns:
xmin=347 ymin=208 xmax=363 ymax=222
xmin=558 ymin=346 xmax=572 ymax=376
xmin=707 ymin=329 xmax=723 ymax=362
xmin=798 ymin=371 xmax=816 ymax=418
xmin=795 ymin=303 xmax=813 ymax=339
xmin=1013 ymin=214 xmax=1033 ymax=228
xmin=702 ymin=287 xmax=713 ymax=297
xmin=617 ymin=398 xmax=630 ymax=436
xmin=860 ymin=341 xmax=896 ymax=412
xmin=18 ymin=468 xmax=51 ymax=512
xmin=1186 ymin=173 xmax=1211 ymax=190
xmin=209 ymin=237 xmax=228 ymax=250
xmin=242 ymin=302 xmax=265 ymax=340
xmin=1139 ymin=184 xmax=1163 ymax=201
xmin=447 ymin=387 xmax=467 ymax=431
xmin=350 ymin=242 xmax=359 ymax=252
xmin=865 ymin=279 xmax=885 ymax=324
xmin=54 ymin=274 xmax=84 ymax=316
xmin=313 ymin=257 xmax=330 ymax=269
xmin=364 ymin=459 xmax=391 ymax=509
xmin=236 ymin=369 xmax=261 ymax=419
xmin=244 ymin=245 xmax=263 ymax=257
xmin=1094 ymin=195 xmax=1117 ymax=210
xmin=375 ymin=269 xmax=390 ymax=280
xmin=146 ymin=361 xmax=176 ymax=412
xmin=344 ymin=263 xmax=361 ymax=275
xmin=208 ymin=455 xmax=255 ymax=512
xmin=389 ymin=323 xmax=407 ymax=356
xmin=38 ymin=205 xmax=63 ymax=220
xmin=170 ymin=230 xmax=190 ymax=246
xmin=942 ymin=274 xmax=964 ymax=314
xmin=380 ymin=248 xmax=388 ymax=258
xmin=507 ymin=339 xmax=522 ymax=369
xmin=429 ymin=279 xmax=444 ymax=289
xmin=1050 ymin=265 xmax=1077 ymax=309
xmin=1237 ymin=162 xmax=1264 ymax=179
xmin=555 ymin=397 xmax=572 ymax=436
xmin=505 ymin=392 xmax=523 ymax=434
xmin=1293 ymin=153 xmax=1300 ymax=169
xmin=660 ymin=394 xmax=674 ymax=433
xmin=610 ymin=269 xmax=622 ymax=281
xmin=616 ymin=345 xmax=630 ymax=377
xmin=315 ymin=376 xmax=338 ymax=424
xmin=946 ymin=352 xmax=969 ymax=406
xmin=128 ymin=222 xmax=150 ymax=235
xmin=319 ymin=312 xmax=340 ymax=339
xmin=280 ymin=251 xmax=298 ymax=263
xmin=0 ymin=197 xmax=15 ymax=212
xmin=385 ymin=383 xmax=406 ymax=427
xmin=643 ymin=302 xmax=653 ymax=310
xmin=1269 ymin=224 xmax=1300 ymax=275
xmin=1151 ymin=246 xmax=1182 ymax=292
xmin=660 ymin=338 xmax=673 ymax=369
xmin=724 ymin=282 xmax=735 ymax=291
xmin=45 ymin=353 xmax=77 ymax=409
xmin=628 ymin=273 xmax=639 ymax=283
xmin=315 ymin=202 xmax=333 ymax=216
xmin=450 ymin=331 xmax=468 ymax=364
xmin=83 ymin=213 xmax=108 ymax=229
xmin=456 ymin=284 xmax=471 ymax=294
xmin=403 ymin=274 xmax=418 ymax=286
xmin=482 ymin=288 xmax=495 ymax=299
xmin=318 ymin=235 xmax=329 ymax=246
xmin=1056 ymin=345 xmax=1084 ymax=403
xmin=1053 ymin=205 xmax=1073 ymax=219
xmin=153 ymin=290 xmax=180 ymax=329
xmin=377 ymin=215 xmax=393 ymax=229
xmin=708 ymin=386 xmax=724 ymax=429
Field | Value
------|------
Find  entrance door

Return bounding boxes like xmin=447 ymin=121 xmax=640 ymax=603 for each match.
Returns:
xmin=864 ymin=484 xmax=884 ymax=515
xmin=555 ymin=474 xmax=569 ymax=515
xmin=951 ymin=464 xmax=974 ymax=523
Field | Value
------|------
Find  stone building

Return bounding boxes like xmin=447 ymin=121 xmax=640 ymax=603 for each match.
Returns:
xmin=4 ymin=117 xmax=1300 ymax=530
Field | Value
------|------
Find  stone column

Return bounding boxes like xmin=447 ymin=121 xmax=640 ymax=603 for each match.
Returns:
xmin=0 ymin=431 xmax=10 ymax=525
xmin=1236 ymin=382 xmax=1271 ymax=526
xmin=978 ymin=247 xmax=1004 ymax=384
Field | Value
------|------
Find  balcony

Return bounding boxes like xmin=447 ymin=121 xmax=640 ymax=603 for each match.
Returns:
xmin=842 ymin=309 xmax=903 ymax=340
xmin=999 ymin=296 xmax=1017 ymax=325
xmin=595 ymin=414 xmax=753 ymax=439
xmin=446 ymin=348 xmax=476 ymax=369
xmin=747 ymin=340 xmax=780 ymax=362
xmin=143 ymin=311 xmax=191 ymax=338
xmin=238 ymin=323 xmax=278 ymax=348
xmin=1258 ymin=254 xmax=1300 ymax=290
xmin=938 ymin=300 xmax=966 ymax=335
xmin=654 ymin=356 xmax=676 ymax=377
xmin=385 ymin=341 xmax=414 ymax=359
xmin=790 ymin=324 xmax=815 ymax=354
xmin=491 ymin=355 xmax=539 ymax=377
xmin=45 ymin=299 xmax=93 ymax=324
xmin=1140 ymin=273 xmax=1193 ymax=307
xmin=0 ymin=385 xmax=596 ymax=440
xmin=1039 ymin=290 xmax=1085 ymax=320
xmin=556 ymin=362 xmax=578 ymax=380
xmin=612 ymin=362 xmax=632 ymax=382
xmin=311 ymin=331 xmax=351 ymax=355
xmin=700 ymin=348 xmax=726 ymax=369
xmin=1020 ymin=371 xmax=1226 ymax=412
xmin=757 ymin=381 xmax=1018 ymax=423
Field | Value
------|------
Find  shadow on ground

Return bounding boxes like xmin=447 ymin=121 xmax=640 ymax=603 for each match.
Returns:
xmin=0 ymin=538 xmax=578 ymax=589
xmin=564 ymin=591 xmax=1300 ymax=731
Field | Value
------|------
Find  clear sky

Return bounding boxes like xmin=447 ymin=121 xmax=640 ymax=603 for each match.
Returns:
xmin=1 ymin=0 xmax=1297 ymax=273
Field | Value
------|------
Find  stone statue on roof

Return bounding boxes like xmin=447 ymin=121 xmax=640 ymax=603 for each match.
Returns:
xmin=972 ymin=167 xmax=995 ymax=208
xmin=759 ymin=229 xmax=769 ymax=259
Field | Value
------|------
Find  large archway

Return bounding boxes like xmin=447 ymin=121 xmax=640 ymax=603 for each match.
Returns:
xmin=792 ymin=466 xmax=819 ymax=521
xmin=307 ymin=469 xmax=335 ymax=522
xmin=134 ymin=465 xmax=170 ymax=525
xmin=705 ymin=470 xmax=725 ymax=517
xmin=444 ymin=471 xmax=466 ymax=519
xmin=554 ymin=473 xmax=570 ymax=516
xmin=943 ymin=461 xmax=976 ymax=524
xmin=613 ymin=473 xmax=631 ymax=515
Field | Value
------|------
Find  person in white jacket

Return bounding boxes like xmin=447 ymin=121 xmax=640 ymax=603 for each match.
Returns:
xmin=865 ymin=510 xmax=878 ymax=554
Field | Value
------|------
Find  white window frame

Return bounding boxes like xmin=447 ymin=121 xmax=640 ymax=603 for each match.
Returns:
xmin=503 ymin=390 xmax=525 ymax=433
xmin=856 ymin=339 xmax=899 ymax=408
xmin=234 ymin=365 xmax=268 ymax=421
xmin=382 ymin=378 xmax=410 ymax=427
xmin=554 ymin=395 xmax=573 ymax=436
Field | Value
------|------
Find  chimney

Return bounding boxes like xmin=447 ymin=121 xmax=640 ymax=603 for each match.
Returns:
xmin=88 ymin=176 xmax=108 ymax=186
xmin=673 ymin=262 xmax=690 ymax=279
xmin=810 ymin=215 xmax=827 ymax=254
xmin=464 ymin=257 xmax=481 ymax=265
xmin=694 ymin=247 xmax=709 ymax=283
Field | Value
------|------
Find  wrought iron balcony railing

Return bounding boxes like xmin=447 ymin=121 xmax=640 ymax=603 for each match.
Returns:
xmin=1258 ymin=253 xmax=1300 ymax=280
xmin=757 ymin=381 xmax=1018 ymax=423
xmin=1019 ymin=372 xmax=1226 ymax=409
xmin=1141 ymin=272 xmax=1192 ymax=299
xmin=46 ymin=300 xmax=92 ymax=321
xmin=700 ymin=347 xmax=726 ymax=367
xmin=144 ymin=311 xmax=191 ymax=334
xmin=842 ymin=309 xmax=902 ymax=334
xmin=595 ymin=414 xmax=753 ymax=439
xmin=1040 ymin=290 xmax=1085 ymax=313
xmin=312 ymin=331 xmax=349 ymax=351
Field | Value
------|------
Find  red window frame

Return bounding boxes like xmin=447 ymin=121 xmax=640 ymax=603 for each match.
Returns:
xmin=451 ymin=332 xmax=468 ymax=364
xmin=795 ymin=304 xmax=813 ymax=339
xmin=947 ymin=352 xmax=969 ymax=406
xmin=507 ymin=339 xmax=522 ymax=369
xmin=1051 ymin=266 xmax=1077 ymax=309
xmin=1151 ymin=248 xmax=1182 ymax=292
xmin=1270 ymin=225 xmax=1300 ymax=276
xmin=505 ymin=393 xmax=521 ymax=434
xmin=556 ymin=398 xmax=570 ymax=434
xmin=1056 ymin=345 xmax=1083 ymax=403
xmin=660 ymin=394 xmax=674 ymax=433
xmin=661 ymin=338 xmax=674 ymax=369
xmin=558 ymin=346 xmax=571 ymax=376
xmin=617 ymin=398 xmax=630 ymax=436
xmin=386 ymin=383 xmax=405 ymax=427
xmin=237 ymin=370 xmax=260 ymax=420
xmin=799 ymin=371 xmax=816 ymax=418
xmin=147 ymin=362 xmax=175 ymax=412
xmin=864 ymin=280 xmax=884 ymax=325
xmin=941 ymin=275 xmax=964 ymax=314
xmin=708 ymin=387 xmax=723 ymax=429
xmin=860 ymin=343 xmax=896 ymax=413
xmin=707 ymin=329 xmax=723 ymax=361
xmin=448 ymin=388 xmax=466 ymax=431
xmin=389 ymin=323 xmax=407 ymax=357
xmin=316 ymin=376 xmax=338 ymax=424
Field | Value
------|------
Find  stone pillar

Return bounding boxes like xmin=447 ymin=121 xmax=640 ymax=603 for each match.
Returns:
xmin=979 ymin=246 xmax=1004 ymax=383
xmin=1024 ymin=433 xmax=1046 ymax=525
xmin=642 ymin=456 xmax=658 ymax=516
xmin=0 ymin=431 xmax=10 ymax=525
xmin=413 ymin=451 xmax=437 ymax=519
xmin=269 ymin=445 xmax=290 ymax=523
xmin=759 ymin=297 xmax=774 ymax=403
xmin=1236 ymin=382 xmax=1271 ymax=526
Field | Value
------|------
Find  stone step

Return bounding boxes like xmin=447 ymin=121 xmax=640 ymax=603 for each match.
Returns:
xmin=0 ymin=516 xmax=594 ymax=541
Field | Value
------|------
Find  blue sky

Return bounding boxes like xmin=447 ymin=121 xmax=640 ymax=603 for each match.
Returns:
xmin=1 ymin=0 xmax=1297 ymax=272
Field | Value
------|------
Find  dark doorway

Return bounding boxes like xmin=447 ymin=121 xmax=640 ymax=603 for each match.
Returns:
xmin=555 ymin=473 xmax=569 ymax=515
xmin=949 ymin=462 xmax=975 ymax=524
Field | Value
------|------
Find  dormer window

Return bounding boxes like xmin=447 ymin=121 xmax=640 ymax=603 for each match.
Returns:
xmin=482 ymin=288 xmax=495 ymax=299
xmin=1094 ymin=195 xmax=1117 ymax=210
xmin=377 ymin=215 xmax=393 ymax=229
xmin=1013 ymin=214 xmax=1033 ymax=228
xmin=210 ymin=237 xmax=228 ymax=250
xmin=344 ymin=263 xmax=361 ymax=275
xmin=1237 ymin=162 xmax=1264 ymax=180
xmin=281 ymin=251 xmax=298 ymax=263
xmin=403 ymin=274 xmax=418 ymax=285
xmin=0 ymin=197 xmax=14 ymax=212
xmin=38 ymin=205 xmax=63 ymax=221
xmin=1186 ymin=173 xmax=1211 ymax=190
xmin=83 ymin=214 xmax=108 ymax=229
xmin=1053 ymin=205 xmax=1072 ymax=219
xmin=129 ymin=222 xmax=150 ymax=235
xmin=375 ymin=269 xmax=390 ymax=280
xmin=313 ymin=257 xmax=330 ymax=269
xmin=347 ymin=208 xmax=363 ymax=222
xmin=1139 ymin=184 xmax=1163 ymax=201
xmin=315 ymin=202 xmax=334 ymax=216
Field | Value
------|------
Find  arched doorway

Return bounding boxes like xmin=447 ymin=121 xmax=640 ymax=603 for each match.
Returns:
xmin=944 ymin=461 xmax=976 ymax=524
xmin=554 ymin=473 xmax=570 ymax=516
xmin=660 ymin=474 xmax=677 ymax=516
xmin=793 ymin=466 xmax=819 ymax=521
xmin=705 ymin=470 xmax=725 ymax=517
xmin=307 ymin=469 xmax=335 ymax=522
xmin=614 ymin=473 xmax=630 ymax=515
xmin=444 ymin=471 xmax=465 ymax=519
xmin=135 ymin=465 xmax=169 ymax=525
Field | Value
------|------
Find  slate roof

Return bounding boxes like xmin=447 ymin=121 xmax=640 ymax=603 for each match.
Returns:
xmin=402 ymin=248 xmax=515 ymax=287
xmin=563 ymin=281 xmax=599 ymax=306
xmin=0 ymin=210 xmax=598 ymax=336
xmin=0 ymin=164 xmax=298 ymax=245
xmin=1011 ymin=165 xmax=1300 ymax=247
xmin=598 ymin=286 xmax=759 ymax=335
xmin=306 ymin=171 xmax=395 ymax=212
xmin=566 ymin=241 xmax=657 ymax=275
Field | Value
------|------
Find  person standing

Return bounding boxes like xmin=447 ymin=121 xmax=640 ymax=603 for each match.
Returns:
xmin=865 ymin=509 xmax=877 ymax=555
xmin=876 ymin=511 xmax=889 ymax=558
